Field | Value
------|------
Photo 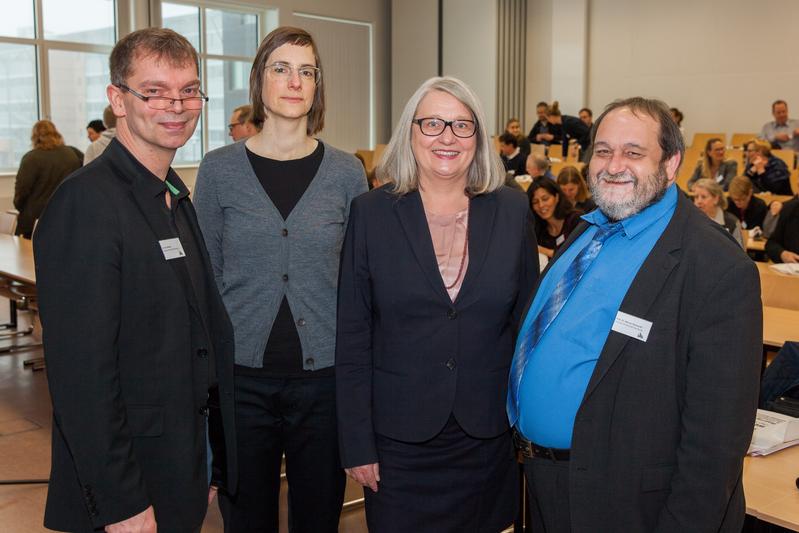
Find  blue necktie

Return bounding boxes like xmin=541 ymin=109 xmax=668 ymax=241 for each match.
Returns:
xmin=507 ymin=223 xmax=622 ymax=426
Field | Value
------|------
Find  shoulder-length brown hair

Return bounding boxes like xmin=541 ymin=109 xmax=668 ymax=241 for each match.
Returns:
xmin=31 ymin=120 xmax=64 ymax=150
xmin=249 ymin=26 xmax=325 ymax=135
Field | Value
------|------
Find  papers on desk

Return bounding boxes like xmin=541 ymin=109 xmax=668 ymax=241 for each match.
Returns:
xmin=748 ymin=409 xmax=799 ymax=456
xmin=769 ymin=263 xmax=799 ymax=276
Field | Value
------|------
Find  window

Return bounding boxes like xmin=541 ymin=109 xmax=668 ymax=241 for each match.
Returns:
xmin=162 ymin=1 xmax=273 ymax=165
xmin=0 ymin=0 xmax=116 ymax=172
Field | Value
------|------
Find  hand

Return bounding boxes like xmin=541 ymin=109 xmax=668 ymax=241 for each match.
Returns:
xmin=750 ymin=155 xmax=766 ymax=174
xmin=345 ymin=463 xmax=380 ymax=492
xmin=770 ymin=201 xmax=784 ymax=216
xmin=105 ymin=505 xmax=156 ymax=533
xmin=793 ymin=128 xmax=799 ymax=137
xmin=208 ymin=485 xmax=218 ymax=505
xmin=541 ymin=133 xmax=554 ymax=142
xmin=780 ymin=250 xmax=799 ymax=263
xmin=537 ymin=245 xmax=554 ymax=258
xmin=775 ymin=133 xmax=790 ymax=142
xmin=535 ymin=134 xmax=544 ymax=142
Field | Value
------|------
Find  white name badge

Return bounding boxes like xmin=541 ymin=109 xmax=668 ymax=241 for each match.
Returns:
xmin=159 ymin=238 xmax=186 ymax=260
xmin=555 ymin=234 xmax=565 ymax=246
xmin=611 ymin=311 xmax=652 ymax=342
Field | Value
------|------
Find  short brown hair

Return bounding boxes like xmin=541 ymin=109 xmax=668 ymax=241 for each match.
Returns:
xmin=591 ymin=97 xmax=685 ymax=168
xmin=31 ymin=120 xmax=64 ymax=150
xmin=556 ymin=165 xmax=591 ymax=203
xmin=727 ymin=175 xmax=753 ymax=199
xmin=249 ymin=26 xmax=325 ymax=136
xmin=102 ymin=105 xmax=117 ymax=129
xmin=110 ymin=29 xmax=198 ymax=87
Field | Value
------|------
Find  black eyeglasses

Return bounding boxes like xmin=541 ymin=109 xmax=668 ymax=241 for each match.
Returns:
xmin=413 ymin=117 xmax=476 ymax=138
xmin=116 ymin=84 xmax=208 ymax=110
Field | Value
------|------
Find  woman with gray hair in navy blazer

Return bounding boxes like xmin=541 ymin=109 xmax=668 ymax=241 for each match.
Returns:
xmin=193 ymin=26 xmax=367 ymax=532
xmin=336 ymin=76 xmax=539 ymax=532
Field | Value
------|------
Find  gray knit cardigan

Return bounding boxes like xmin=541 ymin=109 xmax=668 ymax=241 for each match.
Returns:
xmin=193 ymin=140 xmax=368 ymax=370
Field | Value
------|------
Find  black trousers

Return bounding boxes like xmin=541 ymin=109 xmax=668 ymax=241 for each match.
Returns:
xmin=523 ymin=457 xmax=572 ymax=533
xmin=365 ymin=415 xmax=517 ymax=533
xmin=219 ymin=374 xmax=345 ymax=533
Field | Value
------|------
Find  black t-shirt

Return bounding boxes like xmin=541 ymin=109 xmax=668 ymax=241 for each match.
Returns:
xmin=236 ymin=142 xmax=332 ymax=378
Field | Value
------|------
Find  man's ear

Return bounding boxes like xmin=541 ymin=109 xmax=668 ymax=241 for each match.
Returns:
xmin=664 ymin=151 xmax=682 ymax=185
xmin=107 ymin=84 xmax=127 ymax=119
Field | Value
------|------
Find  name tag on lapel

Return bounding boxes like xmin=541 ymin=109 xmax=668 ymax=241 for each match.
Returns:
xmin=611 ymin=311 xmax=652 ymax=342
xmin=159 ymin=238 xmax=186 ymax=260
xmin=555 ymin=234 xmax=565 ymax=246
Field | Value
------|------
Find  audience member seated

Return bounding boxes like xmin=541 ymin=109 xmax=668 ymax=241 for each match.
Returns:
xmin=692 ymin=178 xmax=745 ymax=248
xmin=556 ymin=165 xmax=596 ymax=213
xmin=499 ymin=133 xmax=527 ymax=176
xmin=524 ymin=152 xmax=554 ymax=182
xmin=766 ymin=194 xmax=799 ymax=263
xmin=687 ymin=137 xmax=738 ymax=191
xmin=546 ymin=101 xmax=590 ymax=162
xmin=726 ymin=175 xmax=780 ymax=236
xmin=578 ymin=107 xmax=593 ymax=130
xmin=14 ymin=120 xmax=82 ymax=238
xmin=745 ymin=139 xmax=792 ymax=195
xmin=228 ymin=103 xmax=261 ymax=141
xmin=504 ymin=117 xmax=531 ymax=156
xmin=670 ymin=107 xmax=685 ymax=135
xmin=528 ymin=179 xmax=580 ymax=258
xmin=84 ymin=105 xmax=117 ymax=165
xmin=86 ymin=119 xmax=105 ymax=143
xmin=760 ymin=99 xmax=799 ymax=151
xmin=527 ymin=101 xmax=562 ymax=146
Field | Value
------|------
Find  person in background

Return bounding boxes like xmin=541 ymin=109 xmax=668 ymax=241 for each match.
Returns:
xmin=578 ymin=107 xmax=593 ymax=130
xmin=509 ymin=97 xmax=760 ymax=533
xmin=35 ymin=28 xmax=237 ymax=533
xmin=499 ymin=132 xmax=527 ymax=176
xmin=760 ymin=99 xmax=799 ymax=151
xmin=227 ymin=103 xmax=260 ymax=142
xmin=687 ymin=137 xmax=738 ymax=191
xmin=528 ymin=178 xmax=580 ymax=258
xmin=83 ymin=105 xmax=117 ymax=165
xmin=505 ymin=117 xmax=531 ymax=156
xmin=556 ymin=165 xmax=596 ymax=213
xmin=86 ymin=119 xmax=105 ymax=142
xmin=726 ymin=175 xmax=779 ymax=236
xmin=525 ymin=152 xmax=554 ymax=182
xmin=13 ymin=120 xmax=82 ymax=238
xmin=194 ymin=26 xmax=367 ymax=533
xmin=745 ymin=139 xmax=792 ymax=195
xmin=670 ymin=106 xmax=684 ymax=135
xmin=693 ymin=178 xmax=745 ymax=248
xmin=766 ymin=192 xmax=799 ymax=263
xmin=528 ymin=101 xmax=561 ymax=146
xmin=546 ymin=101 xmax=590 ymax=161
xmin=336 ymin=75 xmax=538 ymax=533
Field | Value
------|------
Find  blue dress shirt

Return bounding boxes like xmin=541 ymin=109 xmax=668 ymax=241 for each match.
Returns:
xmin=516 ymin=185 xmax=678 ymax=448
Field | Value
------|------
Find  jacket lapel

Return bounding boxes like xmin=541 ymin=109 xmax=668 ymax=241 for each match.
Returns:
xmin=393 ymin=190 xmax=451 ymax=303
xmin=581 ymin=195 xmax=689 ymax=401
xmin=456 ymin=192 xmax=497 ymax=304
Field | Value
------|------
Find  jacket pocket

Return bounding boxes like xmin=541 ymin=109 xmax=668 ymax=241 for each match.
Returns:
xmin=640 ymin=464 xmax=675 ymax=492
xmin=126 ymin=405 xmax=164 ymax=437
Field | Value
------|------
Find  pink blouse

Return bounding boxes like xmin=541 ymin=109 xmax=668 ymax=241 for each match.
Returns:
xmin=425 ymin=207 xmax=469 ymax=301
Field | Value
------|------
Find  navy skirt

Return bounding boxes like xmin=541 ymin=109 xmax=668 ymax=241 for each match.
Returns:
xmin=364 ymin=415 xmax=518 ymax=533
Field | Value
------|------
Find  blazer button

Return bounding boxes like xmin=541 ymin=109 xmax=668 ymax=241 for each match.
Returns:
xmin=282 ymin=274 xmax=289 ymax=282
xmin=197 ymin=348 xmax=208 ymax=358
xmin=282 ymin=228 xmax=288 ymax=237
xmin=198 ymin=406 xmax=209 ymax=416
xmin=305 ymin=357 xmax=314 ymax=366
xmin=296 ymin=318 xmax=306 ymax=327
xmin=447 ymin=308 xmax=458 ymax=320
xmin=445 ymin=358 xmax=456 ymax=370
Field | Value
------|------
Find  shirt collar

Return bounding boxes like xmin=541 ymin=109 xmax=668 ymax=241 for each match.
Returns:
xmin=106 ymin=139 xmax=189 ymax=200
xmin=581 ymin=183 xmax=678 ymax=239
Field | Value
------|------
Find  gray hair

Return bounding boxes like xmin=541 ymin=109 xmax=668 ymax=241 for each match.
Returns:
xmin=693 ymin=178 xmax=728 ymax=210
xmin=377 ymin=76 xmax=505 ymax=195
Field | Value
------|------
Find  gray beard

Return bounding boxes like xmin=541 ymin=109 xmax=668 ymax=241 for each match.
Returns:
xmin=589 ymin=164 xmax=668 ymax=221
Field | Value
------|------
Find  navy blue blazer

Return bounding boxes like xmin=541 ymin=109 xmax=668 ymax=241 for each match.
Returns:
xmin=335 ymin=184 xmax=538 ymax=468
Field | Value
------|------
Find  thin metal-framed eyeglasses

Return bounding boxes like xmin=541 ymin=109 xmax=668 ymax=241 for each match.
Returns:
xmin=264 ymin=62 xmax=321 ymax=84
xmin=116 ymin=84 xmax=209 ymax=110
xmin=227 ymin=122 xmax=243 ymax=132
xmin=413 ymin=117 xmax=477 ymax=138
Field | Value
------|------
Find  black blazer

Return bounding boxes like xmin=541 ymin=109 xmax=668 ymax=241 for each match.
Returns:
xmin=525 ymin=193 xmax=761 ymax=532
xmin=336 ymin=185 xmax=539 ymax=468
xmin=34 ymin=140 xmax=237 ymax=532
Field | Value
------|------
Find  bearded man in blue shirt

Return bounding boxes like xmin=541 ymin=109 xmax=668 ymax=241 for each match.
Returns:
xmin=508 ymin=97 xmax=761 ymax=533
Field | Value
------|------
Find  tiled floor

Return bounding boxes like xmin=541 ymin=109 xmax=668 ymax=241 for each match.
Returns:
xmin=0 ymin=305 xmax=369 ymax=533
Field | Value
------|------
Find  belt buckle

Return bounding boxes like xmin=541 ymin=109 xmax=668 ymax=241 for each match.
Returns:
xmin=513 ymin=431 xmax=534 ymax=459
xmin=543 ymin=447 xmax=558 ymax=462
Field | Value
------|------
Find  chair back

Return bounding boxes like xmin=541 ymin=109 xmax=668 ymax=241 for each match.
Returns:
xmin=0 ymin=212 xmax=17 ymax=235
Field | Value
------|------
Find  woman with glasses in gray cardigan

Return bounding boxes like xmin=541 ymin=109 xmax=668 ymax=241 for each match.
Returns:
xmin=193 ymin=26 xmax=367 ymax=532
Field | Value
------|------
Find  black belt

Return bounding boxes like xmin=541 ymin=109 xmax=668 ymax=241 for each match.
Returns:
xmin=513 ymin=430 xmax=570 ymax=461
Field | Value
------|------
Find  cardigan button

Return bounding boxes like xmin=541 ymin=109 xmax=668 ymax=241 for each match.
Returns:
xmin=282 ymin=274 xmax=289 ymax=282
xmin=445 ymin=358 xmax=456 ymax=370
xmin=447 ymin=308 xmax=458 ymax=320
xmin=282 ymin=228 xmax=288 ymax=237
xmin=297 ymin=318 xmax=306 ymax=327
